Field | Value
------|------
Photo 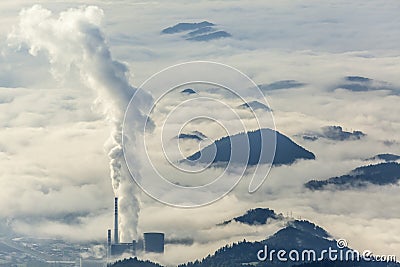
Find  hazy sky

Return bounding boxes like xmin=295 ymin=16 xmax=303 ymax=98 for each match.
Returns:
xmin=0 ymin=1 xmax=399 ymax=265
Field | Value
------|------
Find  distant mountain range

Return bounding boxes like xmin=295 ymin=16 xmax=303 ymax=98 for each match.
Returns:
xmin=161 ymin=21 xmax=231 ymax=41
xmin=305 ymin=162 xmax=400 ymax=190
xmin=187 ymin=128 xmax=315 ymax=166
xmin=335 ymin=76 xmax=398 ymax=94
xmin=257 ymin=75 xmax=399 ymax=95
xmin=301 ymin=125 xmax=366 ymax=142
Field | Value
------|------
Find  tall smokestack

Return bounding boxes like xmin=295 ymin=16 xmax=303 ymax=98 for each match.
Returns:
xmin=107 ymin=229 xmax=111 ymax=246
xmin=114 ymin=197 xmax=119 ymax=244
xmin=107 ymin=229 xmax=111 ymax=258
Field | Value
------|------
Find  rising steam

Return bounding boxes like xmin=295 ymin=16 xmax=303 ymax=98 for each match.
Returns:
xmin=10 ymin=5 xmax=149 ymax=241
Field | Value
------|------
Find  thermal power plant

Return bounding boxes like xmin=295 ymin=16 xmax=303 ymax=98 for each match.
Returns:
xmin=109 ymin=197 xmax=136 ymax=256
xmin=107 ymin=197 xmax=165 ymax=257
xmin=114 ymin=197 xmax=118 ymax=244
xmin=144 ymin=232 xmax=165 ymax=253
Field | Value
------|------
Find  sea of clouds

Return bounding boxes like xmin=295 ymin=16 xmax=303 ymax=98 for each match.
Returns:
xmin=0 ymin=1 xmax=399 ymax=265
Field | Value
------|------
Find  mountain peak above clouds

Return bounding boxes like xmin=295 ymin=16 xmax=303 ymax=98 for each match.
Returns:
xmin=161 ymin=21 xmax=231 ymax=41
xmin=161 ymin=21 xmax=215 ymax=34
xmin=301 ymin=125 xmax=366 ymax=142
xmin=238 ymin=101 xmax=272 ymax=112
xmin=187 ymin=128 xmax=315 ymax=166
xmin=335 ymin=75 xmax=399 ymax=95
xmin=219 ymin=208 xmax=283 ymax=226
xmin=181 ymin=88 xmax=197 ymax=95
xmin=305 ymin=162 xmax=400 ymax=190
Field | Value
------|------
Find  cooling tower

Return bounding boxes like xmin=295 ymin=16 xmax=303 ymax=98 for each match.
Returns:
xmin=143 ymin=232 xmax=164 ymax=253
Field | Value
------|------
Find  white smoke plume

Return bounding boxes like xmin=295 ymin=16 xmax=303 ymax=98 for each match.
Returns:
xmin=9 ymin=5 xmax=149 ymax=241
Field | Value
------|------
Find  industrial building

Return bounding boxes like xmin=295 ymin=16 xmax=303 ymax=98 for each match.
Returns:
xmin=107 ymin=197 xmax=165 ymax=257
xmin=143 ymin=233 xmax=164 ymax=253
